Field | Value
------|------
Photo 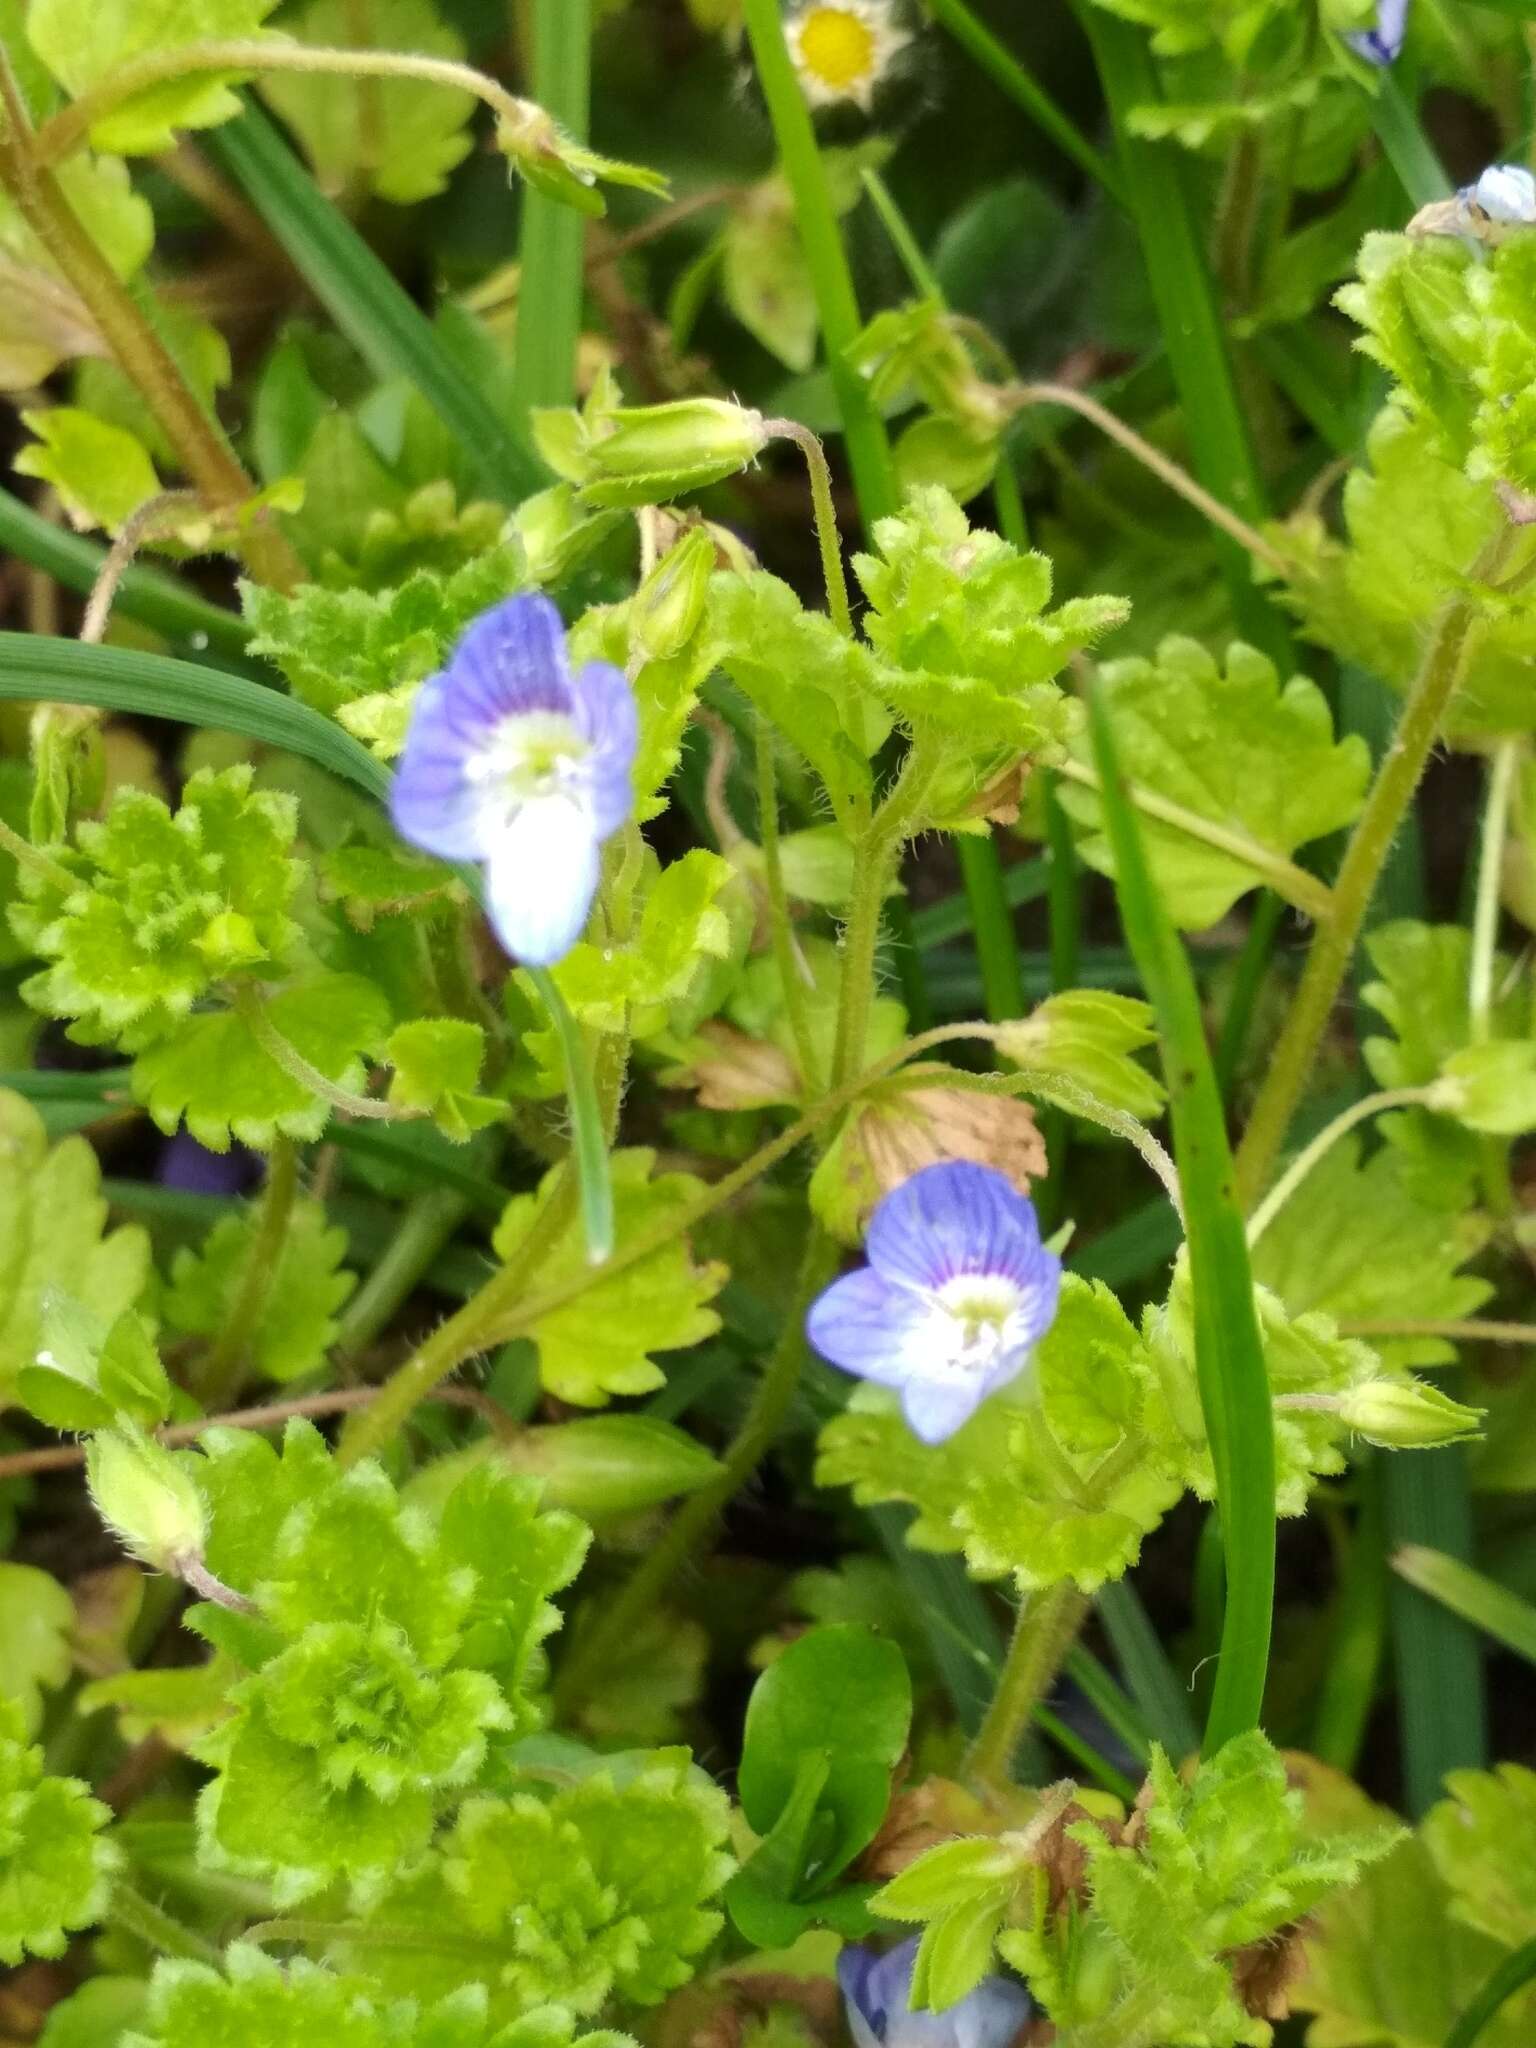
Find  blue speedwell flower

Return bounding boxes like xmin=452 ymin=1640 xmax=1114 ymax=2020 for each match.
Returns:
xmin=838 ymin=1938 xmax=1034 ymax=2048
xmin=807 ymin=1161 xmax=1061 ymax=1446
xmin=390 ymin=592 xmax=638 ymax=965
xmin=1346 ymin=0 xmax=1408 ymax=65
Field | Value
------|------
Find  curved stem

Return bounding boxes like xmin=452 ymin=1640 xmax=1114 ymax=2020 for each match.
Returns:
xmin=79 ymin=491 xmax=201 ymax=645
xmin=1009 ymin=382 xmax=1287 ymax=573
xmin=1017 ymin=1069 xmax=1184 ymax=1222
xmin=1446 ymin=1936 xmax=1536 ymax=2048
xmin=191 ymin=1135 xmax=299 ymax=1407
xmin=756 ymin=716 xmax=823 ymax=1093
xmin=1340 ymin=1317 xmax=1536 ymax=1348
xmin=32 ymin=41 xmax=558 ymax=172
xmin=964 ymin=1584 xmax=1089 ymax=1794
xmin=236 ymin=990 xmax=420 ymax=1122
xmin=0 ymin=55 xmax=296 ymax=591
xmin=1234 ymin=531 xmax=1515 ymax=1208
xmin=525 ymin=965 xmax=613 ymax=1265
xmin=762 ymin=417 xmax=853 ymax=636
xmin=829 ymin=829 xmax=896 ymax=1089
xmin=1469 ymin=740 xmax=1520 ymax=1044
xmin=0 ymin=812 xmax=75 ymax=891
xmin=109 ymin=1881 xmax=222 ymax=1966
xmin=1054 ymin=756 xmax=1333 ymax=922
xmin=330 ymin=1188 xmax=472 ymax=1368
xmin=552 ymin=1223 xmax=838 ymax=1714
xmin=1245 ymin=1087 xmax=1438 ymax=1247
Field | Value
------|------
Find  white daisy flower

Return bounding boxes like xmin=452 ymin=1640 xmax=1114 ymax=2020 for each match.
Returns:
xmin=786 ymin=1 xmax=911 ymax=111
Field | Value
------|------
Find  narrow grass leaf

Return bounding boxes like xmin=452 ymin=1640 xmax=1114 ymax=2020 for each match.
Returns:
xmin=1394 ymin=1547 xmax=1536 ymax=1667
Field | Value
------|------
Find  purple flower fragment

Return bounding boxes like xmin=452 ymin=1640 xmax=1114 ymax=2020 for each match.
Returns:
xmin=390 ymin=592 xmax=638 ymax=966
xmin=1346 ymin=0 xmax=1409 ymax=65
xmin=807 ymin=1161 xmax=1062 ymax=1446
xmin=838 ymin=1938 xmax=1034 ymax=2048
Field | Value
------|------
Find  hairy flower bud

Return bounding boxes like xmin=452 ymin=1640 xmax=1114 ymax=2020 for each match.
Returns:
xmin=1336 ymin=1377 xmax=1483 ymax=1449
xmin=535 ymin=370 xmax=769 ymax=509
xmin=632 ymin=527 xmax=717 ymax=661
xmin=86 ymin=1427 xmax=207 ymax=1574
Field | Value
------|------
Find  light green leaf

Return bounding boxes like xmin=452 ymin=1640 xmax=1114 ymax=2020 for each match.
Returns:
xmin=384 ymin=1019 xmax=504 ymax=1141
xmin=0 ymin=1088 xmax=151 ymax=1411
xmin=491 ymin=1149 xmax=725 ymax=1405
xmin=132 ymin=972 xmax=392 ymax=1151
xmin=260 ymin=0 xmax=475 ymax=205
xmin=0 ymin=154 xmax=154 ymax=388
xmin=0 ymin=1699 xmax=120 ymax=1966
xmin=15 ymin=407 xmax=162 ymax=536
xmin=1059 ymin=637 xmax=1369 ymax=928
xmin=1249 ymin=1133 xmax=1492 ymax=1368
xmin=0 ymin=1565 xmax=74 ymax=1737
xmin=164 ymin=1198 xmax=356 ymax=1382
xmin=549 ymin=849 xmax=737 ymax=1037
xmin=721 ymin=175 xmax=816 ymax=371
xmin=1425 ymin=1764 xmax=1536 ymax=1951
xmin=27 ymin=0 xmax=282 ymax=155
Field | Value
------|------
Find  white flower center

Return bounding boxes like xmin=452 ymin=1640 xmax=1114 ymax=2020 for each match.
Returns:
xmin=466 ymin=710 xmax=589 ymax=829
xmin=923 ymin=1272 xmax=1029 ymax=1379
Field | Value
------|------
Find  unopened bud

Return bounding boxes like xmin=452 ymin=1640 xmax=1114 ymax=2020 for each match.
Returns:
xmin=631 ymin=527 xmax=716 ymax=661
xmin=535 ymin=388 xmax=768 ymax=509
xmin=86 ymin=1428 xmax=207 ymax=1574
xmin=1336 ymin=1377 xmax=1483 ymax=1449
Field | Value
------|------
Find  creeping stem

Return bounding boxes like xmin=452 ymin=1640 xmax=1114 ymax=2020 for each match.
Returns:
xmin=1234 ymin=531 xmax=1515 ymax=1209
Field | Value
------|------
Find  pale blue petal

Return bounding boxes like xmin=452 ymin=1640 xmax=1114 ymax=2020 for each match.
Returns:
xmin=571 ymin=660 xmax=640 ymax=838
xmin=900 ymin=1377 xmax=984 ymax=1446
xmin=1346 ymin=0 xmax=1408 ymax=64
xmin=838 ymin=1939 xmax=1034 ymax=2048
xmin=806 ymin=1268 xmax=930 ymax=1388
xmin=483 ymin=795 xmax=600 ymax=965
xmin=439 ymin=593 xmax=574 ymax=736
xmin=390 ymin=670 xmax=487 ymax=861
xmin=866 ymin=1162 xmax=1043 ymax=1293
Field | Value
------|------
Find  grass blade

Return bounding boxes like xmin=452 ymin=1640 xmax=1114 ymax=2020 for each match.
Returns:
xmin=1372 ymin=73 xmax=1453 ymax=210
xmin=1087 ymin=686 xmax=1276 ymax=1755
xmin=510 ymin=0 xmax=591 ymax=428
xmin=1095 ymin=1578 xmax=1198 ymax=1759
xmin=1446 ymin=1940 xmax=1536 ymax=2048
xmin=0 ymin=633 xmax=387 ymax=800
xmin=1394 ymin=1546 xmax=1536 ymax=1666
xmin=0 ymin=487 xmax=251 ymax=659
xmin=204 ymin=103 xmax=544 ymax=503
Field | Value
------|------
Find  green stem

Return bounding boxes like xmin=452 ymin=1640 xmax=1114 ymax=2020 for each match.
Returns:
xmin=1054 ymin=757 xmax=1332 ymax=921
xmin=963 ymin=1585 xmax=1090 ymax=1793
xmin=762 ymin=417 xmax=853 ymax=635
xmin=0 ymin=56 xmax=296 ymax=591
xmin=236 ymin=991 xmax=422 ymax=1122
xmin=331 ymin=1188 xmax=472 ymax=1367
xmin=0 ymin=813 xmax=75 ymax=892
xmin=1310 ymin=1462 xmax=1387 ymax=1776
xmin=509 ymin=0 xmax=591 ymax=431
xmin=1213 ymin=892 xmax=1282 ymax=1096
xmin=830 ymin=829 xmax=897 ymax=1088
xmin=192 ymin=1136 xmax=299 ymax=1407
xmin=1469 ymin=740 xmax=1519 ymax=1045
xmin=740 ymin=0 xmax=897 ymax=528
xmin=1234 ymin=533 xmax=1514 ymax=1209
xmin=925 ymin=0 xmax=1126 ymax=201
xmin=1245 ymin=1087 xmax=1439 ymax=1247
xmin=109 ymin=1881 xmax=223 ymax=1966
xmin=756 ymin=717 xmax=823 ymax=1092
xmin=526 ymin=965 xmax=613 ymax=1264
xmin=1446 ymin=1939 xmax=1536 ymax=2048
xmin=957 ymin=834 xmax=1026 ymax=1020
xmin=552 ymin=1223 xmax=838 ymax=1713
xmin=861 ymin=165 xmax=941 ymax=296
xmin=1340 ymin=1317 xmax=1536 ymax=1347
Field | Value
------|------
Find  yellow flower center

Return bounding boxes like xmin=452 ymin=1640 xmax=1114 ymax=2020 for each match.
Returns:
xmin=797 ymin=6 xmax=878 ymax=92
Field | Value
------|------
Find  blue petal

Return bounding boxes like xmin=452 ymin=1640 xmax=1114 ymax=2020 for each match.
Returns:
xmin=483 ymin=795 xmax=601 ymax=965
xmin=1346 ymin=0 xmax=1408 ymax=65
xmin=838 ymin=1939 xmax=1035 ymax=2048
xmin=838 ymin=1945 xmax=887 ymax=2048
xmin=438 ymin=593 xmax=574 ymax=736
xmin=900 ymin=1377 xmax=985 ymax=1446
xmin=390 ymin=669 xmax=489 ymax=861
xmin=571 ymin=659 xmax=639 ymax=838
xmin=806 ymin=1267 xmax=930 ymax=1388
xmin=865 ymin=1162 xmax=1043 ymax=1294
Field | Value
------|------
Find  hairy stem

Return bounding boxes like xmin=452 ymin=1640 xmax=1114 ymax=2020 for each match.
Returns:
xmin=0 ymin=57 xmax=296 ymax=590
xmin=763 ymin=417 xmax=853 ymax=635
xmin=551 ymin=1224 xmax=838 ymax=1713
xmin=1054 ymin=757 xmax=1333 ymax=921
xmin=79 ymin=491 xmax=200 ymax=645
xmin=1470 ymin=739 xmax=1520 ymax=1044
xmin=756 ymin=716 xmax=823 ymax=1092
xmin=1244 ymin=1087 xmax=1439 ymax=1247
xmin=191 ymin=1136 xmax=299 ymax=1407
xmin=1234 ymin=532 xmax=1514 ymax=1207
xmin=110 ymin=1881 xmax=223 ymax=1966
xmin=236 ymin=990 xmax=421 ymax=1121
xmin=964 ymin=1584 xmax=1090 ymax=1793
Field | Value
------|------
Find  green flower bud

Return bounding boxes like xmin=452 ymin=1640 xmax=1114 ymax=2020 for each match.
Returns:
xmin=86 ymin=1427 xmax=207 ymax=1573
xmin=631 ymin=528 xmax=716 ymax=661
xmin=1336 ymin=1377 xmax=1484 ymax=1449
xmin=534 ymin=371 xmax=768 ymax=508
xmin=409 ymin=1417 xmax=721 ymax=1521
